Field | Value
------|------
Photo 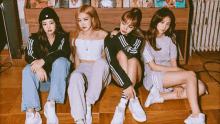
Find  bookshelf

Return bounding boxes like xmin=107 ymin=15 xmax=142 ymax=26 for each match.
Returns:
xmin=24 ymin=0 xmax=190 ymax=64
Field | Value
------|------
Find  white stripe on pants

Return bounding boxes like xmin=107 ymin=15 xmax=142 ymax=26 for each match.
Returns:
xmin=68 ymin=58 xmax=111 ymax=121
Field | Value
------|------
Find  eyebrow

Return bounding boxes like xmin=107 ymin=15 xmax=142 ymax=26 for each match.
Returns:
xmin=78 ymin=17 xmax=89 ymax=19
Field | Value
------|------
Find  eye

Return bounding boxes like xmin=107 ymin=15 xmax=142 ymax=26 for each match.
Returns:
xmin=50 ymin=22 xmax=54 ymax=24
xmin=84 ymin=18 xmax=88 ymax=21
xmin=43 ymin=23 xmax=46 ymax=26
xmin=78 ymin=19 xmax=81 ymax=22
xmin=167 ymin=23 xmax=170 ymax=26
xmin=129 ymin=26 xmax=134 ymax=29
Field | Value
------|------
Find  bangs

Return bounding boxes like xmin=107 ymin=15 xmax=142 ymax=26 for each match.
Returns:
xmin=122 ymin=12 xmax=137 ymax=27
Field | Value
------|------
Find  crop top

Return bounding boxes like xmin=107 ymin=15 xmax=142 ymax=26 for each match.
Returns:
xmin=73 ymin=39 xmax=104 ymax=60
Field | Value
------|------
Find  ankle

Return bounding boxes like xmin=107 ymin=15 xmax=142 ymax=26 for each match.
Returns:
xmin=191 ymin=112 xmax=200 ymax=118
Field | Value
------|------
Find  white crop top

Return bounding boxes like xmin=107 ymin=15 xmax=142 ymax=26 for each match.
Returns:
xmin=73 ymin=39 xmax=104 ymax=60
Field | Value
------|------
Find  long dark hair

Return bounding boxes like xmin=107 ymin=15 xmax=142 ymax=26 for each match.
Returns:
xmin=70 ymin=5 xmax=101 ymax=58
xmin=37 ymin=19 xmax=65 ymax=55
xmin=146 ymin=8 xmax=176 ymax=51
xmin=121 ymin=8 xmax=146 ymax=50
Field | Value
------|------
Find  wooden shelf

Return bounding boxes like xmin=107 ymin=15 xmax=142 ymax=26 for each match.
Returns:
xmin=24 ymin=0 xmax=190 ymax=64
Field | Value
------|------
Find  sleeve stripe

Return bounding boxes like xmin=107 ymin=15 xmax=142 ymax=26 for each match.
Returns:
xmin=104 ymin=47 xmax=111 ymax=63
xmin=110 ymin=65 xmax=124 ymax=86
xmin=118 ymin=35 xmax=126 ymax=47
xmin=27 ymin=39 xmax=36 ymax=60
xmin=58 ymin=38 xmax=65 ymax=50
xmin=121 ymin=35 xmax=129 ymax=46
xmin=143 ymin=47 xmax=153 ymax=63
xmin=104 ymin=47 xmax=124 ymax=86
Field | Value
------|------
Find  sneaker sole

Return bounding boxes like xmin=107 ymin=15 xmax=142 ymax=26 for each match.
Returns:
xmin=128 ymin=103 xmax=147 ymax=122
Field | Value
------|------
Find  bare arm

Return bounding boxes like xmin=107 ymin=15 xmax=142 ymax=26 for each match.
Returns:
xmin=74 ymin=49 xmax=80 ymax=69
xmin=170 ymin=58 xmax=177 ymax=67
xmin=102 ymin=49 xmax=106 ymax=60
xmin=148 ymin=60 xmax=182 ymax=72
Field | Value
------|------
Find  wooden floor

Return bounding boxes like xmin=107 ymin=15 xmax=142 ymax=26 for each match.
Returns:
xmin=0 ymin=51 xmax=219 ymax=124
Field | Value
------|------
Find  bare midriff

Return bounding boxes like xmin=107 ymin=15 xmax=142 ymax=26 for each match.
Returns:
xmin=80 ymin=59 xmax=96 ymax=63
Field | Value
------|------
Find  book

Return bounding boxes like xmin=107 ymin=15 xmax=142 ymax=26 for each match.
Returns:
xmin=130 ymin=0 xmax=142 ymax=7
xmin=154 ymin=0 xmax=185 ymax=8
xmin=98 ymin=0 xmax=117 ymax=8
xmin=69 ymin=0 xmax=83 ymax=8
xmin=97 ymin=0 xmax=121 ymax=8
xmin=143 ymin=0 xmax=154 ymax=8
xmin=29 ymin=0 xmax=48 ymax=8
xmin=91 ymin=0 xmax=99 ymax=7
xmin=48 ymin=0 xmax=60 ymax=8
xmin=60 ymin=0 xmax=69 ymax=8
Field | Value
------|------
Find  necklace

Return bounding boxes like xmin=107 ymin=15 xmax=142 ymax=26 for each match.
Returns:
xmin=81 ymin=31 xmax=96 ymax=51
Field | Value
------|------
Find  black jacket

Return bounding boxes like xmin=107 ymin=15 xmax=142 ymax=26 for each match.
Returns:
xmin=25 ymin=32 xmax=70 ymax=73
xmin=104 ymin=32 xmax=143 ymax=89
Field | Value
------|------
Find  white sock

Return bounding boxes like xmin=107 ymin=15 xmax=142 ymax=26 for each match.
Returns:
xmin=118 ymin=92 xmax=128 ymax=109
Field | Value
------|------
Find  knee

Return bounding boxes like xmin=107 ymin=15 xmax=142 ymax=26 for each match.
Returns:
xmin=186 ymin=71 xmax=197 ymax=82
xmin=22 ymin=65 xmax=32 ymax=75
xmin=128 ymin=57 xmax=138 ymax=65
xmin=68 ymin=72 xmax=82 ymax=94
xmin=198 ymin=81 xmax=206 ymax=96
xmin=52 ymin=57 xmax=70 ymax=69
xmin=116 ymin=50 xmax=127 ymax=60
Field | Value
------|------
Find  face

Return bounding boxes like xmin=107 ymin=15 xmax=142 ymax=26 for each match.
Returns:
xmin=120 ymin=19 xmax=135 ymax=35
xmin=42 ymin=19 xmax=56 ymax=36
xmin=156 ymin=16 xmax=171 ymax=36
xmin=78 ymin=13 xmax=93 ymax=31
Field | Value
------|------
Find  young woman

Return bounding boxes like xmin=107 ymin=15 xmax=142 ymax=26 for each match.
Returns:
xmin=142 ymin=8 xmax=207 ymax=124
xmin=22 ymin=7 xmax=71 ymax=124
xmin=104 ymin=8 xmax=147 ymax=124
xmin=68 ymin=5 xmax=111 ymax=124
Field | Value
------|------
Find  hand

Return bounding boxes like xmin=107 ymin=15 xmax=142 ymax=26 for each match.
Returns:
xmin=31 ymin=59 xmax=45 ymax=73
xmin=173 ymin=85 xmax=184 ymax=99
xmin=123 ymin=86 xmax=136 ymax=100
xmin=36 ymin=67 xmax=47 ymax=82
xmin=110 ymin=30 xmax=120 ymax=38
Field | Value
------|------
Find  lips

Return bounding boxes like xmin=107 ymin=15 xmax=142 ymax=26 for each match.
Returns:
xmin=122 ymin=30 xmax=126 ymax=34
xmin=82 ymin=27 xmax=86 ymax=29
xmin=47 ymin=30 xmax=52 ymax=32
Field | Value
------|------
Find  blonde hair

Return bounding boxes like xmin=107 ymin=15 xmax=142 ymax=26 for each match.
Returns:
xmin=70 ymin=5 xmax=101 ymax=61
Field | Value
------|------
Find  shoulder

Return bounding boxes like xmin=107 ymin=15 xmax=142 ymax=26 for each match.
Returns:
xmin=96 ymin=30 xmax=108 ymax=39
xmin=28 ymin=33 xmax=38 ymax=43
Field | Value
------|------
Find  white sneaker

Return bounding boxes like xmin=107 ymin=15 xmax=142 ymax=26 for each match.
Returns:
xmin=128 ymin=97 xmax=147 ymax=122
xmin=111 ymin=106 xmax=125 ymax=124
xmin=184 ymin=113 xmax=206 ymax=124
xmin=86 ymin=105 xmax=92 ymax=124
xmin=145 ymin=86 xmax=164 ymax=107
xmin=25 ymin=112 xmax=42 ymax=124
xmin=44 ymin=101 xmax=59 ymax=124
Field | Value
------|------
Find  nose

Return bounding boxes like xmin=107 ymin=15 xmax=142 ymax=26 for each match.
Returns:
xmin=47 ymin=24 xmax=50 ymax=29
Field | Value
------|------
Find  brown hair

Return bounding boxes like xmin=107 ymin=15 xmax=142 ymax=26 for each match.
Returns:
xmin=70 ymin=5 xmax=101 ymax=58
xmin=146 ymin=8 xmax=176 ymax=51
xmin=121 ymin=8 xmax=146 ymax=51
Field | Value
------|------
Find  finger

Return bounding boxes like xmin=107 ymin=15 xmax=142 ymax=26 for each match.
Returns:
xmin=44 ymin=72 xmax=47 ymax=82
xmin=31 ymin=61 xmax=35 ymax=65
xmin=133 ymin=88 xmax=136 ymax=96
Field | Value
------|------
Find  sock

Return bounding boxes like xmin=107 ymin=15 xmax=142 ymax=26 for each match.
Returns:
xmin=118 ymin=92 xmax=128 ymax=109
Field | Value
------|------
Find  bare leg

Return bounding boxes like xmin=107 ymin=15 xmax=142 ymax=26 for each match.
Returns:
xmin=114 ymin=50 xmax=142 ymax=85
xmin=161 ymin=71 xmax=205 ymax=117
xmin=160 ymin=81 xmax=206 ymax=100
